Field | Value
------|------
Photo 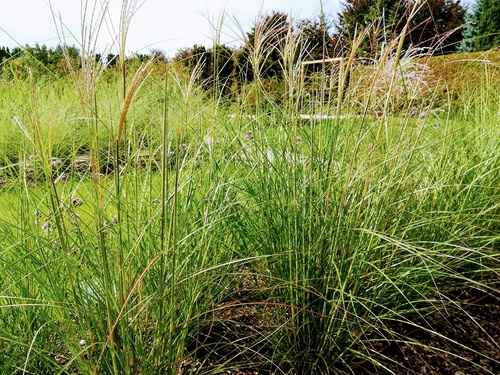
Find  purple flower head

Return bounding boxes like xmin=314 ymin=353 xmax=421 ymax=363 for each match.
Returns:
xmin=295 ymin=136 xmax=301 ymax=144
xmin=51 ymin=158 xmax=62 ymax=168
xmin=56 ymin=174 xmax=67 ymax=183
xmin=42 ymin=222 xmax=53 ymax=235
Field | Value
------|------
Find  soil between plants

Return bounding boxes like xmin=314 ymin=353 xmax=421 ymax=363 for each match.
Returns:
xmin=187 ymin=279 xmax=500 ymax=375
xmin=358 ymin=286 xmax=500 ymax=375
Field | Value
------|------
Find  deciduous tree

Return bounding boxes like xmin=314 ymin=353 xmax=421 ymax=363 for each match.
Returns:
xmin=173 ymin=43 xmax=235 ymax=95
xmin=408 ymin=0 xmax=466 ymax=53
xmin=0 ymin=47 xmax=11 ymax=64
xmin=237 ymin=11 xmax=291 ymax=82
xmin=297 ymin=15 xmax=337 ymax=60
xmin=335 ymin=0 xmax=466 ymax=55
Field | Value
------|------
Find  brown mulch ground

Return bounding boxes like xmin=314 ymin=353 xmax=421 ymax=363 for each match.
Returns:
xmin=359 ymin=287 xmax=500 ymax=375
xmin=186 ymin=280 xmax=500 ymax=375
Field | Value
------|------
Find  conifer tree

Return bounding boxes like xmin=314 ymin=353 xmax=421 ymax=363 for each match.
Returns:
xmin=459 ymin=0 xmax=483 ymax=51
xmin=476 ymin=0 xmax=500 ymax=50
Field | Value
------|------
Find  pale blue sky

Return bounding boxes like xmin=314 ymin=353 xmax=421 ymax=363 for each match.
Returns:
xmin=0 ymin=0 xmax=342 ymax=56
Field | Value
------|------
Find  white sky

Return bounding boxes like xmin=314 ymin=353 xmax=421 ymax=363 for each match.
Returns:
xmin=0 ymin=0 xmax=342 ymax=57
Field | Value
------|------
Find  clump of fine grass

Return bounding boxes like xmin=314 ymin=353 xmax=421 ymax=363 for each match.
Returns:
xmin=0 ymin=2 xmax=499 ymax=374
xmin=193 ymin=6 xmax=500 ymax=374
xmin=0 ymin=2 xmax=245 ymax=374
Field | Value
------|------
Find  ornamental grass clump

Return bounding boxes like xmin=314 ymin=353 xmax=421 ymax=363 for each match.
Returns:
xmin=204 ymin=4 xmax=500 ymax=374
xmin=0 ymin=1 xmax=499 ymax=374
xmin=0 ymin=2 xmax=243 ymax=374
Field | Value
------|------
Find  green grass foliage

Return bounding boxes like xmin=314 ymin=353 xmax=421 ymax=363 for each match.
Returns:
xmin=0 ymin=7 xmax=499 ymax=375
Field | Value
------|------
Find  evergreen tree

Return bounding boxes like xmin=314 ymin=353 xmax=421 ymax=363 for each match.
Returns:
xmin=459 ymin=0 xmax=483 ymax=52
xmin=476 ymin=0 xmax=500 ymax=50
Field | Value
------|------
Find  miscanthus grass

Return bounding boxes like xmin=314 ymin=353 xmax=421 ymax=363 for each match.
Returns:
xmin=0 ymin=2 xmax=499 ymax=374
